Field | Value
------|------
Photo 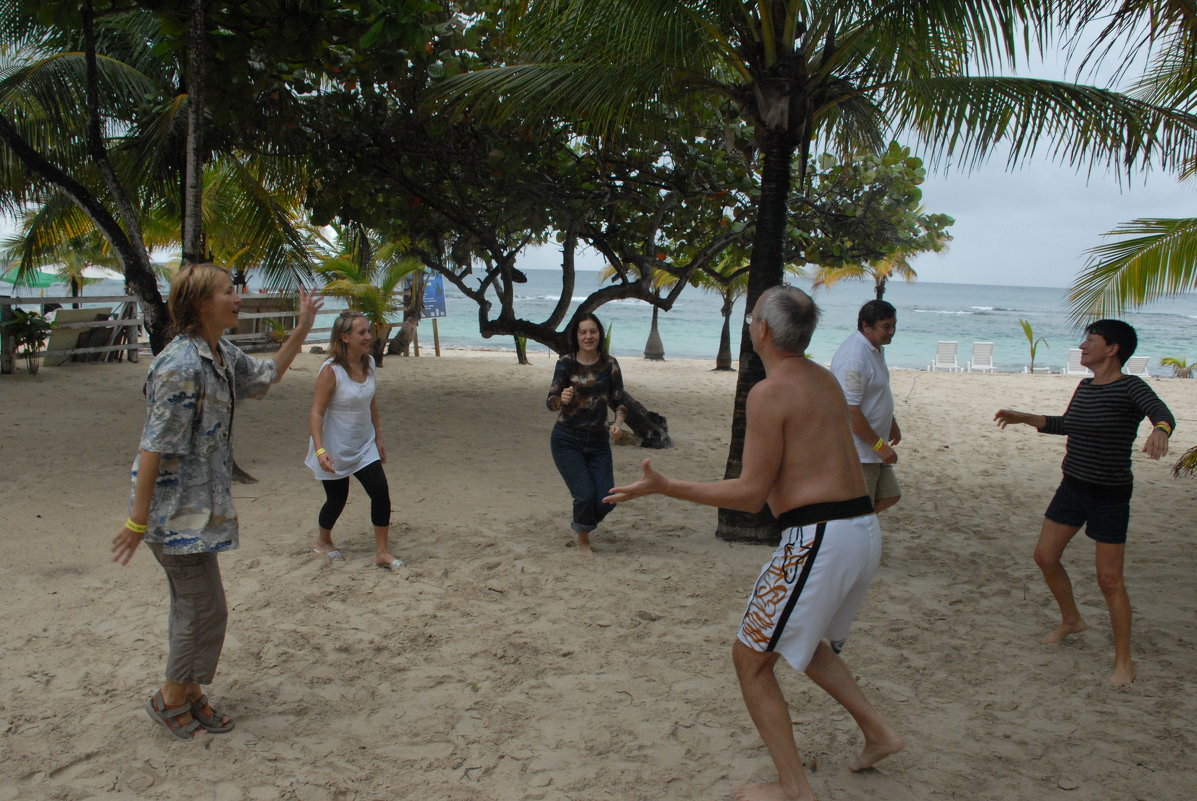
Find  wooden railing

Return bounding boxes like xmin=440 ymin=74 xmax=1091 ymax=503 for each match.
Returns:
xmin=1 ymin=295 xmax=143 ymax=371
xmin=1 ymin=293 xmax=340 ymax=373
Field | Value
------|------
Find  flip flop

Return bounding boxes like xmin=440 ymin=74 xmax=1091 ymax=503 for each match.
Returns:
xmin=313 ymin=548 xmax=345 ymax=561
xmin=190 ymin=694 xmax=235 ymax=733
xmin=376 ymin=558 xmax=405 ymax=571
xmin=145 ymin=691 xmax=204 ymax=741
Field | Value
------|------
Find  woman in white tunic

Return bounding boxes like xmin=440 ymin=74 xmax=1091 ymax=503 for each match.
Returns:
xmin=306 ymin=311 xmax=402 ymax=569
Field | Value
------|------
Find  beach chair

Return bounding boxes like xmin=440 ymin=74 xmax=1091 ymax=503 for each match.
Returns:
xmin=1124 ymin=356 xmax=1150 ymax=377
xmin=42 ymin=307 xmax=111 ymax=366
xmin=967 ymin=342 xmax=996 ymax=373
xmin=928 ymin=341 xmax=960 ymax=372
xmin=1062 ymin=348 xmax=1091 ymax=376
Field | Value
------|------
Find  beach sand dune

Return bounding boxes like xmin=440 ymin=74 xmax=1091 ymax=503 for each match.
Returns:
xmin=1 ymin=352 xmax=1194 ymax=800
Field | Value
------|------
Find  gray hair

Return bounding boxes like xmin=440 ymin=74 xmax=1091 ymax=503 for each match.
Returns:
xmin=757 ymin=286 xmax=820 ymax=354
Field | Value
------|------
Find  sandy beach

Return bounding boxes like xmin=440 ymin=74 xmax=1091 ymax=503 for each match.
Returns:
xmin=1 ymin=349 xmax=1195 ymax=801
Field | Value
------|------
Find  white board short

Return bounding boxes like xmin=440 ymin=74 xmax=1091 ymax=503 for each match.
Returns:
xmin=737 ymin=500 xmax=881 ymax=671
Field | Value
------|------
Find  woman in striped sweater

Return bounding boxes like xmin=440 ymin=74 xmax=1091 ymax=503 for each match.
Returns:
xmin=995 ymin=319 xmax=1174 ymax=686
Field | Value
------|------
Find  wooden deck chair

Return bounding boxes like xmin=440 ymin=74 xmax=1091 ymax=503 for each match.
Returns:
xmin=42 ymin=307 xmax=111 ymax=366
xmin=1063 ymin=348 xmax=1091 ymax=376
xmin=928 ymin=341 xmax=960 ymax=372
xmin=967 ymin=342 xmax=996 ymax=373
xmin=1124 ymin=355 xmax=1150 ymax=376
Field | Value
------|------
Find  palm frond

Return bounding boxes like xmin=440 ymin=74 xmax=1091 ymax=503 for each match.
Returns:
xmin=1173 ymin=445 xmax=1197 ymax=478
xmin=892 ymin=76 xmax=1197 ymax=175
xmin=1068 ymin=217 xmax=1197 ymax=323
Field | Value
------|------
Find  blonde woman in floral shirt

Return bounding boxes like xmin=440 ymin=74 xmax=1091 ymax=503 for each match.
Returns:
xmin=111 ymin=263 xmax=321 ymax=740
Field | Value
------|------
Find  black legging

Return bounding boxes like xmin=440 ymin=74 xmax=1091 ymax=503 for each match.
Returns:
xmin=318 ymin=460 xmax=391 ymax=530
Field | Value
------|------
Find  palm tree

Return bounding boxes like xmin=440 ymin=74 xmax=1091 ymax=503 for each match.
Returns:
xmin=691 ymin=252 xmax=751 ymax=371
xmin=440 ymin=0 xmax=1197 ymax=541
xmin=0 ymin=1 xmax=316 ymax=349
xmin=313 ymin=223 xmax=424 ymax=366
xmin=1159 ymin=356 xmax=1193 ymax=378
xmin=599 ymin=261 xmax=678 ymax=360
xmin=812 ymin=249 xmax=922 ymax=300
xmin=1066 ymin=1 xmax=1197 ymax=321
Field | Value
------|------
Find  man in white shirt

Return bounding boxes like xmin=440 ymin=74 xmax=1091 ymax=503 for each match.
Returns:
xmin=830 ymin=300 xmax=902 ymax=512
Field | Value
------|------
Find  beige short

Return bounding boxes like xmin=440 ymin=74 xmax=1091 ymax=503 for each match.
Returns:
xmin=861 ymin=463 xmax=900 ymax=503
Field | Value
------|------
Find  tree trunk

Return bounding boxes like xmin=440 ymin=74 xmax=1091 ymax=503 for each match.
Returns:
xmin=79 ymin=0 xmax=169 ymax=353
xmin=643 ymin=305 xmax=665 ymax=360
xmin=621 ymin=390 xmax=672 ymax=449
xmin=181 ymin=0 xmax=206 ymax=264
xmin=875 ymin=275 xmax=887 ymax=300
xmin=716 ymin=130 xmax=796 ymax=544
xmin=714 ymin=291 xmax=734 ymax=371
xmin=515 ymin=335 xmax=530 ymax=365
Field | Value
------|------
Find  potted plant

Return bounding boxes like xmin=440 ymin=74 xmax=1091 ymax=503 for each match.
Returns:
xmin=1 ymin=308 xmax=53 ymax=374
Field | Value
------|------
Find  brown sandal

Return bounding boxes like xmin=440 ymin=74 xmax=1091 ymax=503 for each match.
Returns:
xmin=145 ymin=691 xmax=204 ymax=740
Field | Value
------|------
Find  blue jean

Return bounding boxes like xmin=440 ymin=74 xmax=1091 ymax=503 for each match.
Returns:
xmin=551 ymin=425 xmax=616 ymax=534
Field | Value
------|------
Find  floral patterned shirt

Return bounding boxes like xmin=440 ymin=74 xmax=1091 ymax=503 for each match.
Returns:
xmin=131 ymin=335 xmax=277 ymax=554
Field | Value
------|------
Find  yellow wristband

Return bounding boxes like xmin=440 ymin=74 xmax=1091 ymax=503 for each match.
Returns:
xmin=315 ymin=448 xmax=327 ymax=456
xmin=1154 ymin=422 xmax=1172 ymax=436
xmin=872 ymin=438 xmax=886 ymax=452
xmin=125 ymin=518 xmax=148 ymax=534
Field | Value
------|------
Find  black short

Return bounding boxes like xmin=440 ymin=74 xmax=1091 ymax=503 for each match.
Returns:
xmin=1044 ymin=478 xmax=1131 ymax=545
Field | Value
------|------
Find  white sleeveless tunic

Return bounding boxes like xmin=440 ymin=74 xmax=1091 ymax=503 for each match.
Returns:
xmin=305 ymin=358 xmax=380 ymax=480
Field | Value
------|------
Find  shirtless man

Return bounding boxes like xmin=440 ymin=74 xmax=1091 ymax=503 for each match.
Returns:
xmin=606 ymin=286 xmax=903 ymax=801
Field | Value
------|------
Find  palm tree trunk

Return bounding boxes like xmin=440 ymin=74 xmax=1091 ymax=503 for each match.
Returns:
xmin=643 ymin=305 xmax=665 ymax=360
xmin=181 ymin=0 xmax=206 ymax=264
xmin=717 ymin=129 xmax=796 ymax=544
xmin=875 ymin=275 xmax=888 ymax=300
xmin=714 ymin=291 xmax=734 ymax=371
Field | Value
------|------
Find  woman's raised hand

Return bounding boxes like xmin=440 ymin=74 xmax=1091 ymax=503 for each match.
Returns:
xmin=297 ymin=287 xmax=324 ymax=330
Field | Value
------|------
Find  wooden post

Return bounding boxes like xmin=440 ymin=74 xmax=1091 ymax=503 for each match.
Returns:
xmin=432 ymin=318 xmax=441 ymax=357
xmin=1 ymin=298 xmax=14 ymax=374
xmin=412 ymin=327 xmax=420 ymax=357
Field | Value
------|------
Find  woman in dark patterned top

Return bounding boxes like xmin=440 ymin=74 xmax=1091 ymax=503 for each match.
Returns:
xmin=995 ymin=319 xmax=1174 ymax=686
xmin=546 ymin=313 xmax=628 ymax=556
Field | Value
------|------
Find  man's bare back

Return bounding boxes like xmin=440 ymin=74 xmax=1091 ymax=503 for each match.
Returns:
xmin=752 ymin=356 xmax=869 ymax=515
xmin=605 ymin=287 xmax=901 ymax=801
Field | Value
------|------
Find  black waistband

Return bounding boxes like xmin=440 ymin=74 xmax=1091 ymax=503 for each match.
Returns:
xmin=775 ymin=496 xmax=874 ymax=529
xmin=1062 ymin=474 xmax=1133 ymax=503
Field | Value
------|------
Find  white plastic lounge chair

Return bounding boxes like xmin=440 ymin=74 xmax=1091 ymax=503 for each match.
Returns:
xmin=967 ymin=342 xmax=996 ymax=373
xmin=1124 ymin=356 xmax=1150 ymax=377
xmin=1063 ymin=348 xmax=1092 ymax=376
xmin=928 ymin=341 xmax=960 ymax=372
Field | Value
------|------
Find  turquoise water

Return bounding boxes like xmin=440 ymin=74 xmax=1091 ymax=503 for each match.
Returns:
xmin=419 ymin=271 xmax=1197 ymax=375
xmin=15 ymin=270 xmax=1197 ymax=374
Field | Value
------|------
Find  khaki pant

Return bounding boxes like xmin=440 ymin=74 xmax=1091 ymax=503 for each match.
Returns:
xmin=860 ymin=463 xmax=901 ymax=504
xmin=148 ymin=543 xmax=227 ymax=685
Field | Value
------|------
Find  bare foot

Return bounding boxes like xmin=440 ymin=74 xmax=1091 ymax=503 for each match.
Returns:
xmin=1040 ymin=620 xmax=1088 ymax=644
xmin=375 ymin=550 xmax=401 ymax=566
xmin=849 ymin=728 xmax=905 ymax=771
xmin=1109 ymin=660 xmax=1136 ymax=686
xmin=731 ymin=780 xmax=809 ymax=801
xmin=577 ymin=532 xmax=593 ymax=558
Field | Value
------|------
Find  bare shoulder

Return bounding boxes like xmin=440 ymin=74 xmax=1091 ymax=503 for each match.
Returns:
xmin=757 ymin=358 xmax=840 ymax=395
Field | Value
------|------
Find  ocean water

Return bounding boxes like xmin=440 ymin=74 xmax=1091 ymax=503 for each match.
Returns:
xmin=13 ymin=270 xmax=1197 ymax=375
xmin=418 ymin=270 xmax=1197 ymax=376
